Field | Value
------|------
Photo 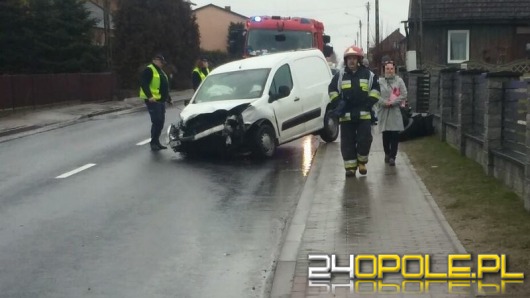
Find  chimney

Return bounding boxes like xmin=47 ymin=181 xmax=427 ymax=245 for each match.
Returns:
xmin=225 ymin=6 xmax=231 ymax=11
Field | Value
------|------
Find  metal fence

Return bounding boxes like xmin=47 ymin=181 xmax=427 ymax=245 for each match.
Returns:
xmin=0 ymin=73 xmax=116 ymax=110
xmin=416 ymin=74 xmax=430 ymax=113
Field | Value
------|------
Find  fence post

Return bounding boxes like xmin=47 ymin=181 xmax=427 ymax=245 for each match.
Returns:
xmin=439 ymin=69 xmax=458 ymax=141
xmin=429 ymin=70 xmax=441 ymax=134
xmin=456 ymin=71 xmax=480 ymax=155
xmin=523 ymin=80 xmax=530 ymax=211
xmin=482 ymin=72 xmax=520 ymax=176
xmin=407 ymin=72 xmax=419 ymax=111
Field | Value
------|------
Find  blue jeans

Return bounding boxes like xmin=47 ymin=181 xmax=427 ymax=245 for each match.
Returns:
xmin=145 ymin=100 xmax=166 ymax=145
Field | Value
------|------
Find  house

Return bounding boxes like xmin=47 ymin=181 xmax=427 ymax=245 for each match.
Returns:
xmin=193 ymin=4 xmax=247 ymax=52
xmin=368 ymin=29 xmax=406 ymax=75
xmin=406 ymin=0 xmax=530 ymax=72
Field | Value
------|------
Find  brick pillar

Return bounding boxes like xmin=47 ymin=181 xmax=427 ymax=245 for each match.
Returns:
xmin=482 ymin=72 xmax=520 ymax=176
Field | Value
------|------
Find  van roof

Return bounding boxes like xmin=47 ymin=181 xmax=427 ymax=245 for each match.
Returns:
xmin=210 ymin=49 xmax=325 ymax=74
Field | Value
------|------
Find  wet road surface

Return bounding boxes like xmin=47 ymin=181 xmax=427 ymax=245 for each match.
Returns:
xmin=0 ymin=105 xmax=320 ymax=298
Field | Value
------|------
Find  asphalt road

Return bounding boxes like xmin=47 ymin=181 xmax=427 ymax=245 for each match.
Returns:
xmin=0 ymin=105 xmax=320 ymax=298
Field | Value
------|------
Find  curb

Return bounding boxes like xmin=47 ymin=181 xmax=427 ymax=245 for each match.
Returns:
xmin=0 ymin=125 xmax=42 ymax=138
xmin=269 ymin=142 xmax=328 ymax=298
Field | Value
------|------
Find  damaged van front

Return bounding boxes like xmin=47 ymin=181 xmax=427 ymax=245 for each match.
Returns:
xmin=167 ymin=101 xmax=270 ymax=155
xmin=167 ymin=67 xmax=274 ymax=156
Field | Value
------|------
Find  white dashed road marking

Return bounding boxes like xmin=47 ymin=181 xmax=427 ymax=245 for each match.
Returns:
xmin=56 ymin=164 xmax=97 ymax=179
xmin=136 ymin=138 xmax=151 ymax=146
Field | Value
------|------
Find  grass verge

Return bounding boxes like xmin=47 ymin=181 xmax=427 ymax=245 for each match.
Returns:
xmin=401 ymin=135 xmax=530 ymax=297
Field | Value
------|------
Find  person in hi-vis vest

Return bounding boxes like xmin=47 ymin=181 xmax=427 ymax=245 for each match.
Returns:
xmin=139 ymin=54 xmax=173 ymax=151
xmin=191 ymin=57 xmax=210 ymax=91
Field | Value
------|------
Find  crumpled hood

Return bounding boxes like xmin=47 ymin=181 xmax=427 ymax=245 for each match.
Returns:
xmin=180 ymin=99 xmax=254 ymax=122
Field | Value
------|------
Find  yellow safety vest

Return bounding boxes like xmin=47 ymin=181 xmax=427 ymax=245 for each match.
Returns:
xmin=192 ymin=67 xmax=209 ymax=81
xmin=139 ymin=64 xmax=167 ymax=101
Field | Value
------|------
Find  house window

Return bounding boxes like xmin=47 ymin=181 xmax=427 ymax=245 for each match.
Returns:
xmin=447 ymin=30 xmax=469 ymax=63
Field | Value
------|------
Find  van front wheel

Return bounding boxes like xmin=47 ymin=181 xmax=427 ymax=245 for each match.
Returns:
xmin=319 ymin=111 xmax=339 ymax=142
xmin=252 ymin=125 xmax=276 ymax=158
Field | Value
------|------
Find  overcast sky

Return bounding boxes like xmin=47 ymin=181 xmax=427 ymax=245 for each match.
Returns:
xmin=191 ymin=0 xmax=410 ymax=57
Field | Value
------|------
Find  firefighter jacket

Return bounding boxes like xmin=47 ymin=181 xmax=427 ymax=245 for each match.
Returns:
xmin=328 ymin=66 xmax=381 ymax=122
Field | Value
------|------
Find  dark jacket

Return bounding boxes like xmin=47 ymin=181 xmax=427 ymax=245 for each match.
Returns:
xmin=328 ymin=66 xmax=381 ymax=122
xmin=140 ymin=64 xmax=171 ymax=102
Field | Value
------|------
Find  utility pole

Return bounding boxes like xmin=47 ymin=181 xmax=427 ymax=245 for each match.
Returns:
xmin=357 ymin=32 xmax=359 ymax=46
xmin=366 ymin=1 xmax=370 ymax=52
xmin=375 ymin=0 xmax=380 ymax=47
xmin=359 ymin=20 xmax=362 ymax=50
xmin=103 ymin=0 xmax=112 ymax=70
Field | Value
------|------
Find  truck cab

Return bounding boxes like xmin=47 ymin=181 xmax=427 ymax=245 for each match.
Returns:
xmin=230 ymin=16 xmax=333 ymax=58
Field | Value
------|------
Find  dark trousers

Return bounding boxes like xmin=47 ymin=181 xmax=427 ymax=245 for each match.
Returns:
xmin=382 ymin=131 xmax=400 ymax=159
xmin=340 ymin=120 xmax=373 ymax=167
xmin=145 ymin=101 xmax=166 ymax=145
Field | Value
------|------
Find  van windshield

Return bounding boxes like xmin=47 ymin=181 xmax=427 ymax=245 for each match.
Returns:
xmin=194 ymin=69 xmax=271 ymax=103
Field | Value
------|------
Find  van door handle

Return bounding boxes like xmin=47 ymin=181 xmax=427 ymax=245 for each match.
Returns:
xmin=294 ymin=97 xmax=300 ymax=102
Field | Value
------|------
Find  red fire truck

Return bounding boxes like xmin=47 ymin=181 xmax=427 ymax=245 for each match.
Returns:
xmin=238 ymin=16 xmax=333 ymax=58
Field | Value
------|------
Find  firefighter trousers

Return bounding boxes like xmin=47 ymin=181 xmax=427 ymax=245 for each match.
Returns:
xmin=340 ymin=120 xmax=373 ymax=170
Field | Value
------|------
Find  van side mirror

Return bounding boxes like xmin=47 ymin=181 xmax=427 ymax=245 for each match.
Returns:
xmin=184 ymin=99 xmax=190 ymax=106
xmin=323 ymin=35 xmax=331 ymax=44
xmin=269 ymin=85 xmax=291 ymax=102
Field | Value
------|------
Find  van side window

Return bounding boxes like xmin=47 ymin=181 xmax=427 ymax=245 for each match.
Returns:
xmin=270 ymin=64 xmax=293 ymax=96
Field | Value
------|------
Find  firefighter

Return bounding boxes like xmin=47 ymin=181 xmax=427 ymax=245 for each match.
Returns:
xmin=328 ymin=46 xmax=381 ymax=177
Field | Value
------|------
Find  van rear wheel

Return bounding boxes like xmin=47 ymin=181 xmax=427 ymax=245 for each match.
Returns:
xmin=252 ymin=125 xmax=276 ymax=158
xmin=319 ymin=111 xmax=339 ymax=142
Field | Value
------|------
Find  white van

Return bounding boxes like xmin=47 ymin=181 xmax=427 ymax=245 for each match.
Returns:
xmin=167 ymin=49 xmax=339 ymax=158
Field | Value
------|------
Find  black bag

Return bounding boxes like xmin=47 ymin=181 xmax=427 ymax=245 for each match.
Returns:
xmin=400 ymin=104 xmax=412 ymax=128
xmin=399 ymin=113 xmax=435 ymax=141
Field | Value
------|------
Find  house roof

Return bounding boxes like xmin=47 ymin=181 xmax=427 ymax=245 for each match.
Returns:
xmin=409 ymin=0 xmax=530 ymax=22
xmin=193 ymin=4 xmax=248 ymax=20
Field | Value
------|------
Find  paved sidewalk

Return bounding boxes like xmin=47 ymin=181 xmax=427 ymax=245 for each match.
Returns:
xmin=0 ymin=89 xmax=194 ymax=142
xmin=271 ymin=131 xmax=470 ymax=298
